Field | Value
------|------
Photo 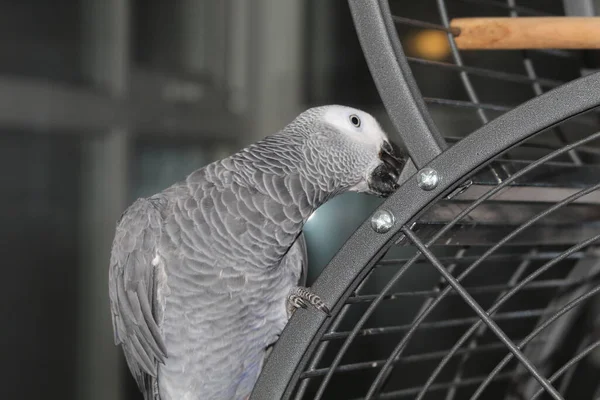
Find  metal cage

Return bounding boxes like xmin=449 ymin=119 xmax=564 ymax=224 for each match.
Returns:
xmin=251 ymin=1 xmax=600 ymax=399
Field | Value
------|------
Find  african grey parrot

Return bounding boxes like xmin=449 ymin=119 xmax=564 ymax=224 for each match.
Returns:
xmin=108 ymin=105 xmax=406 ymax=400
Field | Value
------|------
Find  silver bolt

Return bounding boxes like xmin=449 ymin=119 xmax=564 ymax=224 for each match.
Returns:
xmin=417 ymin=168 xmax=440 ymax=191
xmin=371 ymin=210 xmax=395 ymax=233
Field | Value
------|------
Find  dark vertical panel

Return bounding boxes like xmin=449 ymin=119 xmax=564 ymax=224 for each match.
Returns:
xmin=0 ymin=0 xmax=83 ymax=84
xmin=304 ymin=0 xmax=380 ymax=106
xmin=0 ymin=132 xmax=80 ymax=400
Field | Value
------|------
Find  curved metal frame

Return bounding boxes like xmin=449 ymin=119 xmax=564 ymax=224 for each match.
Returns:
xmin=348 ymin=0 xmax=447 ymax=169
xmin=250 ymin=69 xmax=600 ymax=400
xmin=347 ymin=0 xmax=597 ymax=170
xmin=251 ymin=1 xmax=600 ymax=398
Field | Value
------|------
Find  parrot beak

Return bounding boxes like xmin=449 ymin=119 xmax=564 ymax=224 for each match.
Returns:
xmin=367 ymin=141 xmax=406 ymax=198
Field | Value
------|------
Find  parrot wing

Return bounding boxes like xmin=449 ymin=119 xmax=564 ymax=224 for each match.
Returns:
xmin=108 ymin=196 xmax=169 ymax=399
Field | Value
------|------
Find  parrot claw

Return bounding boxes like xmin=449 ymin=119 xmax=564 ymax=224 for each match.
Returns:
xmin=297 ymin=298 xmax=309 ymax=309
xmin=316 ymin=303 xmax=331 ymax=315
xmin=286 ymin=286 xmax=331 ymax=318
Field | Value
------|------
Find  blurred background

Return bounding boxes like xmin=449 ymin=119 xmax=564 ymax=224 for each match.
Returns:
xmin=3 ymin=0 xmax=600 ymax=399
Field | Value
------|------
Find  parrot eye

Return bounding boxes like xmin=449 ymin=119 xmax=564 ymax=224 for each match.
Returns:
xmin=349 ymin=114 xmax=361 ymax=128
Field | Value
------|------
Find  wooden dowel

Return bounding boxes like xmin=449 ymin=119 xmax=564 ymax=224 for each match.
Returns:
xmin=450 ymin=17 xmax=600 ymax=50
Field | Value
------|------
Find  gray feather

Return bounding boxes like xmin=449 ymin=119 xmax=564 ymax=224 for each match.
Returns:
xmin=108 ymin=105 xmax=398 ymax=400
xmin=109 ymin=197 xmax=168 ymax=397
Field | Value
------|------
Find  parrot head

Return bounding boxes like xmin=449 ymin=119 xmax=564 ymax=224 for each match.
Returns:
xmin=297 ymin=105 xmax=407 ymax=198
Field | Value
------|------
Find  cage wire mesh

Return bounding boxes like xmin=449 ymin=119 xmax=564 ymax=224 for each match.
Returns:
xmin=251 ymin=0 xmax=600 ymax=399
xmin=281 ymin=107 xmax=600 ymax=400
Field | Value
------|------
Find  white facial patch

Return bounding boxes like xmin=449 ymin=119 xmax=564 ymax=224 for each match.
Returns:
xmin=321 ymin=105 xmax=388 ymax=150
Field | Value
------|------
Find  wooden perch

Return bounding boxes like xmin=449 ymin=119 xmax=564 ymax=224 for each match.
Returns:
xmin=450 ymin=17 xmax=600 ymax=50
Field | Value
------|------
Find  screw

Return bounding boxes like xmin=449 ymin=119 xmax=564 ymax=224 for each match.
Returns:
xmin=417 ymin=168 xmax=439 ymax=191
xmin=371 ymin=210 xmax=395 ymax=233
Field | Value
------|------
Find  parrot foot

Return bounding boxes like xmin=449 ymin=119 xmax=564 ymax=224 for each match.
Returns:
xmin=286 ymin=286 xmax=331 ymax=317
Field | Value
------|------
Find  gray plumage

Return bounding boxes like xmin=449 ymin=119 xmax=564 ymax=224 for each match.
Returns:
xmin=108 ymin=105 xmax=405 ymax=400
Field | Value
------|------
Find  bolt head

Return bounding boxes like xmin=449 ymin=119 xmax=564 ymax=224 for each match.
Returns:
xmin=417 ymin=168 xmax=439 ymax=191
xmin=371 ymin=210 xmax=395 ymax=233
